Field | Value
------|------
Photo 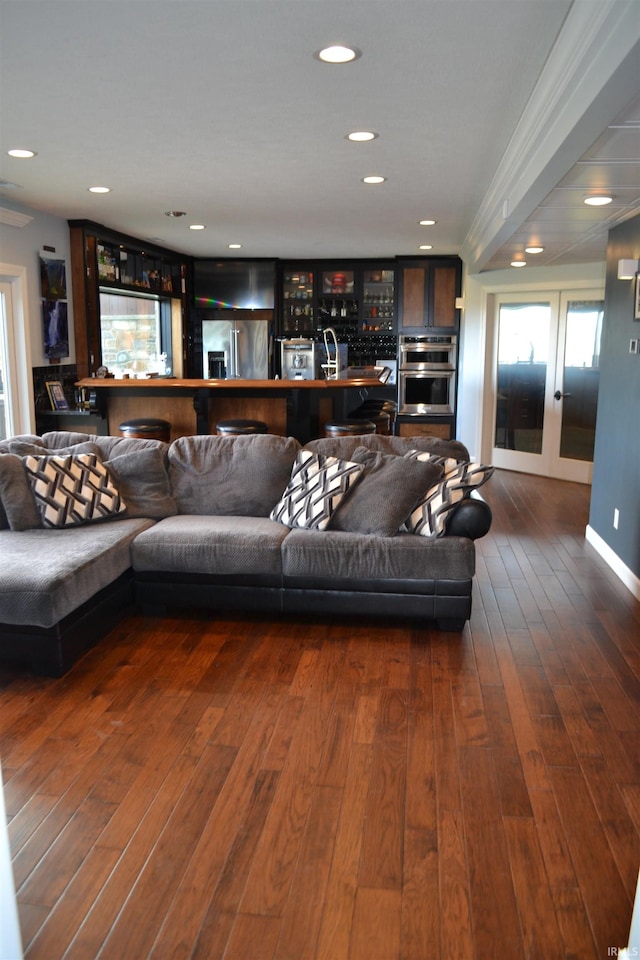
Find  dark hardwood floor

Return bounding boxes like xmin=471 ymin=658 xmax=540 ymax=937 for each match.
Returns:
xmin=2 ymin=469 xmax=639 ymax=959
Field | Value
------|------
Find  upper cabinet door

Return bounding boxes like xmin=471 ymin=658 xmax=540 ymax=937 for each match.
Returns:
xmin=399 ymin=259 xmax=461 ymax=331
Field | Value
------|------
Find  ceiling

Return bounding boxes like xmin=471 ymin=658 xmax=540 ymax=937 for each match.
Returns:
xmin=1 ymin=1 xmax=638 ymax=273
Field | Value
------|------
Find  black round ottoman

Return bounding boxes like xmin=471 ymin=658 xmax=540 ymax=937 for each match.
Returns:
xmin=215 ymin=419 xmax=269 ymax=436
xmin=118 ymin=418 xmax=171 ymax=442
xmin=323 ymin=419 xmax=377 ymax=438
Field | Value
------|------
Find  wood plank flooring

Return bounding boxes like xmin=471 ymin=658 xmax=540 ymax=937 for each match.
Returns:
xmin=1 ymin=468 xmax=639 ymax=959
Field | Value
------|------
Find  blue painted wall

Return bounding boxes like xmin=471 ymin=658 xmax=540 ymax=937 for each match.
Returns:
xmin=589 ymin=214 xmax=640 ymax=577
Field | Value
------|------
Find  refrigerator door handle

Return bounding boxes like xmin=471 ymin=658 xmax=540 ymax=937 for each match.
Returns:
xmin=229 ymin=325 xmax=239 ymax=378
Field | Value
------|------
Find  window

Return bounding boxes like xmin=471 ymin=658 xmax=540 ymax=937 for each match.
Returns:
xmin=99 ymin=291 xmax=171 ymax=378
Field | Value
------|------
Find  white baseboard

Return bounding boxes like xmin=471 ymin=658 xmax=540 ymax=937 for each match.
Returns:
xmin=585 ymin=525 xmax=640 ymax=602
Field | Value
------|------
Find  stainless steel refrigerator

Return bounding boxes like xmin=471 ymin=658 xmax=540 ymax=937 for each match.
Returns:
xmin=202 ymin=315 xmax=271 ymax=379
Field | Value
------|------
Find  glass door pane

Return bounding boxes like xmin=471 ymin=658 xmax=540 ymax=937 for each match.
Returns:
xmin=494 ymin=302 xmax=550 ymax=455
xmin=558 ymin=299 xmax=603 ymax=462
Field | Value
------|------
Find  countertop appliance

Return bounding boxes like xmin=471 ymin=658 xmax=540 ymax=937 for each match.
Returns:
xmin=202 ymin=315 xmax=271 ymax=379
xmin=280 ymin=337 xmax=348 ymax=380
xmin=280 ymin=339 xmax=321 ymax=380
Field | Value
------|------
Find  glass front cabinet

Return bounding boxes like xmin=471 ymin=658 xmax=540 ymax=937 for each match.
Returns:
xmin=279 ymin=262 xmax=396 ymax=338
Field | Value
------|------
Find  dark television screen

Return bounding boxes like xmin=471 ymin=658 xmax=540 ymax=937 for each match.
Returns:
xmin=193 ymin=260 xmax=275 ymax=309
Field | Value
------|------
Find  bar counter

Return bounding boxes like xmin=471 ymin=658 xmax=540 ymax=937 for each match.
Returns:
xmin=75 ymin=376 xmax=382 ymax=442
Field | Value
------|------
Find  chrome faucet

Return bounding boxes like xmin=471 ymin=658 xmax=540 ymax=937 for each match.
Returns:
xmin=322 ymin=326 xmax=339 ymax=380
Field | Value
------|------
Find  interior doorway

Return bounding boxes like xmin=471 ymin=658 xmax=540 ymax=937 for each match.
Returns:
xmin=490 ymin=289 xmax=604 ymax=483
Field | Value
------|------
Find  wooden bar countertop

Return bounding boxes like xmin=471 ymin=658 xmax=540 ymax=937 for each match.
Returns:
xmin=75 ymin=376 xmax=383 ymax=390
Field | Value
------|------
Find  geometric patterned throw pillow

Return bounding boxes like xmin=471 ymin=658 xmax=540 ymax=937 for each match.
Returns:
xmin=270 ymin=450 xmax=364 ymax=530
xmin=23 ymin=453 xmax=126 ymax=528
xmin=405 ymin=461 xmax=494 ymax=537
xmin=404 ymin=449 xmax=460 ymax=478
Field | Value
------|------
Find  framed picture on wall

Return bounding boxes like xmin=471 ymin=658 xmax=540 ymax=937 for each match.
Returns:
xmin=635 ymin=274 xmax=640 ymax=320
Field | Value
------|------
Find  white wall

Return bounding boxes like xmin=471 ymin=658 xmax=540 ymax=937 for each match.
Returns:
xmin=0 ymin=200 xmax=75 ymax=368
xmin=457 ymin=261 xmax=606 ymax=463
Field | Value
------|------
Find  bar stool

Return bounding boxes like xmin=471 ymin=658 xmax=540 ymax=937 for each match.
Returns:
xmin=323 ymin=419 xmax=377 ymax=438
xmin=348 ymin=409 xmax=391 ymax=435
xmin=118 ymin=417 xmax=171 ymax=442
xmin=348 ymin=399 xmax=395 ymax=435
xmin=216 ymin=419 xmax=268 ymax=436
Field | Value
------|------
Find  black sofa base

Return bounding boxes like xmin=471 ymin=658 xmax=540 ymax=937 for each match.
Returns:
xmin=134 ymin=572 xmax=472 ymax=632
xmin=0 ymin=572 xmax=135 ymax=678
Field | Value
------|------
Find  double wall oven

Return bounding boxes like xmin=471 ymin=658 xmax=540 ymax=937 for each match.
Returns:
xmin=398 ymin=335 xmax=457 ymax=415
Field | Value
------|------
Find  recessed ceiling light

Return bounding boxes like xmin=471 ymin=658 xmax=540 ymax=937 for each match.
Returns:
xmin=419 ymin=245 xmax=433 ymax=250
xmin=525 ymin=246 xmax=544 ymax=254
xmin=584 ymin=195 xmax=613 ymax=206
xmin=189 ymin=224 xmax=206 ymax=230
xmin=165 ymin=210 xmax=186 ymax=217
xmin=511 ymin=260 xmax=527 ymax=267
xmin=7 ymin=148 xmax=37 ymax=159
xmin=418 ymin=219 xmax=436 ymax=226
xmin=228 ymin=243 xmax=242 ymax=249
xmin=362 ymin=176 xmax=386 ymax=184
xmin=88 ymin=186 xmax=110 ymax=194
xmin=347 ymin=131 xmax=378 ymax=142
xmin=315 ymin=45 xmax=361 ymax=64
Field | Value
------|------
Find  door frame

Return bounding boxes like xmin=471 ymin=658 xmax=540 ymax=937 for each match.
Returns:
xmin=0 ymin=264 xmax=36 ymax=436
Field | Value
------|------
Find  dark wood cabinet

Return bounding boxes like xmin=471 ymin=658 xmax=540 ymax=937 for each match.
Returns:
xmin=398 ymin=257 xmax=462 ymax=331
xmin=68 ymin=220 xmax=189 ymax=380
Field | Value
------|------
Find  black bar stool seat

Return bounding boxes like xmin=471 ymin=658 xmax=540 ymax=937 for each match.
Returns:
xmin=216 ymin=419 xmax=268 ymax=436
xmin=323 ymin=419 xmax=377 ymax=438
xmin=119 ymin=417 xmax=170 ymax=442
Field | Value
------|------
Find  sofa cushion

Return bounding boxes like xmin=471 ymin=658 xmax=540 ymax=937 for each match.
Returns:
xmin=329 ymin=447 xmax=443 ymax=537
xmin=0 ymin=518 xmax=154 ymax=628
xmin=281 ymin=528 xmax=475 ymax=581
xmin=405 ymin=461 xmax=495 ymax=537
xmin=0 ymin=454 xmax=41 ymax=530
xmin=304 ymin=433 xmax=470 ymax=463
xmin=8 ymin=439 xmax=101 ymax=458
xmin=104 ymin=447 xmax=176 ymax=519
xmin=40 ymin=432 xmax=168 ymax=459
xmin=131 ymin=515 xmax=289 ymax=576
xmin=168 ymin=434 xmax=301 ymax=517
xmin=270 ymin=450 xmax=364 ymax=531
xmin=23 ymin=453 xmax=126 ymax=528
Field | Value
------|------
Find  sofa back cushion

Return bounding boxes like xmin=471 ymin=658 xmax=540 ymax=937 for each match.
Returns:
xmin=0 ymin=454 xmax=41 ymax=530
xmin=168 ymin=434 xmax=302 ymax=516
xmin=304 ymin=433 xmax=470 ymax=463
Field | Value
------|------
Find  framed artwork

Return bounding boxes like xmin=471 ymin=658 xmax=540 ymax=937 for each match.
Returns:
xmin=42 ymin=300 xmax=69 ymax=359
xmin=635 ymin=274 xmax=640 ymax=321
xmin=39 ymin=254 xmax=67 ymax=300
xmin=40 ymin=251 xmax=70 ymax=360
xmin=46 ymin=380 xmax=69 ymax=410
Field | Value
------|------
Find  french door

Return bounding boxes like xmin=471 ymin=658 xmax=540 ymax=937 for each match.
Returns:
xmin=491 ymin=289 xmax=604 ymax=483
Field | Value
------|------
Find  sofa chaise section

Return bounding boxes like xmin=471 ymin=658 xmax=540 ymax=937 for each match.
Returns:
xmin=0 ymin=518 xmax=155 ymax=676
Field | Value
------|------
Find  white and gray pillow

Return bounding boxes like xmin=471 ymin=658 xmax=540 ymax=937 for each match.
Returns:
xmin=405 ymin=461 xmax=495 ymax=537
xmin=23 ymin=453 xmax=126 ymax=528
xmin=270 ymin=450 xmax=364 ymax=530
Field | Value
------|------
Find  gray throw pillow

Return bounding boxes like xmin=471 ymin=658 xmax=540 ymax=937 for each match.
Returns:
xmin=104 ymin=447 xmax=177 ymax=519
xmin=0 ymin=454 xmax=42 ymax=530
xmin=329 ymin=447 xmax=443 ymax=537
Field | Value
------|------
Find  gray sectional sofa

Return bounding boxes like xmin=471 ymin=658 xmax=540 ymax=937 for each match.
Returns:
xmin=0 ymin=430 xmax=493 ymax=676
